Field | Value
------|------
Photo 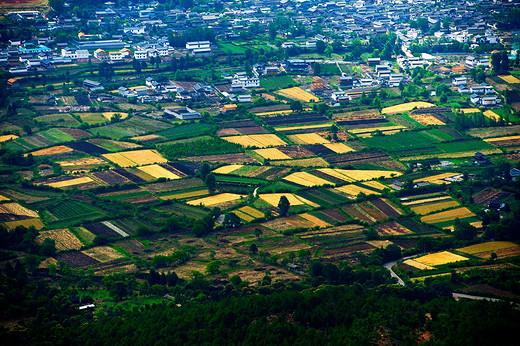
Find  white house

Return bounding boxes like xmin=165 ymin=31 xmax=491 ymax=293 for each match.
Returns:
xmin=237 ymin=94 xmax=252 ymax=103
xmin=134 ymin=50 xmax=148 ymax=60
xmin=452 ymin=77 xmax=467 ymax=86
xmin=94 ymin=49 xmax=109 ymax=61
xmin=109 ymin=51 xmax=123 ymax=61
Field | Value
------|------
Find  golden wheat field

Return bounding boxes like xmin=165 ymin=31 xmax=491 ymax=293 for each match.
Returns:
xmin=36 ymin=229 xmax=83 ymax=251
xmin=239 ymin=206 xmax=264 ymax=218
xmin=46 ymin=176 xmax=94 ymax=188
xmin=403 ymin=259 xmax=436 ymax=270
xmin=4 ymin=218 xmax=45 ymax=230
xmin=278 ymin=87 xmax=317 ymax=102
xmin=382 ymin=102 xmax=434 ymax=115
xmin=484 ymin=134 xmax=520 ymax=143
xmin=460 ymin=108 xmax=481 ymax=114
xmin=160 ymin=189 xmax=209 ymax=200
xmin=336 ymin=169 xmax=402 ymax=181
xmin=414 ymin=172 xmax=461 ymax=184
xmin=421 ymin=207 xmax=476 ymax=224
xmin=259 ymin=193 xmax=319 ymax=207
xmin=411 ymin=200 xmax=460 ymax=215
xmin=414 ymin=251 xmax=469 ymax=266
xmin=335 ymin=184 xmax=380 ymax=197
xmin=254 ymin=148 xmax=292 ymax=160
xmin=498 ymin=75 xmax=520 ymax=84
xmin=323 ymin=143 xmax=355 ymax=153
xmin=299 ymin=213 xmax=330 ymax=228
xmin=58 ymin=157 xmax=107 ymax=167
xmin=483 ymin=110 xmax=501 ymax=121
xmin=137 ymin=165 xmax=181 ymax=180
xmin=283 ymin=172 xmax=334 ymax=187
xmin=0 ymin=134 xmax=18 ymax=143
xmin=402 ymin=195 xmax=452 ymax=206
xmin=275 ymin=123 xmax=331 ymax=132
xmin=213 ymin=164 xmax=244 ymax=174
xmin=0 ymin=194 xmax=9 ymax=201
xmin=410 ymin=114 xmax=445 ymax=126
xmin=101 ymin=112 xmax=129 ymax=120
xmin=365 ymin=181 xmax=392 ymax=192
xmin=457 ymin=241 xmax=519 ymax=254
xmin=82 ymin=246 xmax=124 ymax=262
xmin=288 ymin=133 xmax=329 ymax=145
xmin=317 ymin=168 xmax=355 ymax=182
xmin=232 ymin=210 xmax=255 ymax=222
xmin=28 ymin=145 xmax=74 ymax=157
xmin=103 ymin=149 xmax=167 ymax=167
xmin=223 ymin=134 xmax=286 ymax=148
xmin=187 ymin=193 xmax=245 ymax=207
xmin=0 ymin=202 xmax=39 ymax=218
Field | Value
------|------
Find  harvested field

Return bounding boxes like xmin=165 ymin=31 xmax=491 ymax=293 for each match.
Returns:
xmin=46 ymin=176 xmax=94 ymax=188
xmin=288 ymin=133 xmax=329 ymax=145
xmin=382 ymin=102 xmax=434 ymax=115
xmin=271 ymin=157 xmax=329 ymax=167
xmin=103 ymin=149 xmax=167 ymax=167
xmin=213 ymin=164 xmax=244 ymax=174
xmin=0 ymin=195 xmax=9 ymax=201
xmin=131 ymin=134 xmax=164 ymax=142
xmin=284 ymin=215 xmax=317 ymax=229
xmin=335 ymin=169 xmax=402 ymax=181
xmin=36 ymin=229 xmax=83 ymax=251
xmin=4 ymin=218 xmax=45 ymax=230
xmin=160 ymin=189 xmax=209 ymax=200
xmin=275 ymin=123 xmax=331 ymax=132
xmin=472 ymin=188 xmax=510 ymax=206
xmin=283 ymin=172 xmax=334 ymax=187
xmin=399 ymin=148 xmax=502 ymax=161
xmin=410 ymin=200 xmax=460 ymax=215
xmin=82 ymin=246 xmax=124 ymax=262
xmin=460 ymin=108 xmax=481 ymax=114
xmin=232 ymin=210 xmax=255 ymax=222
xmin=254 ymin=148 xmax=291 ymax=160
xmin=410 ymin=113 xmax=445 ymax=126
xmin=457 ymin=241 xmax=518 ymax=255
xmin=498 ymin=75 xmax=520 ymax=84
xmin=0 ymin=202 xmax=39 ymax=221
xmin=0 ymin=134 xmax=18 ymax=142
xmin=239 ymin=206 xmax=264 ymax=218
xmin=58 ymin=157 xmax=107 ymax=168
xmin=471 ymin=246 xmax=520 ymax=259
xmin=403 ymin=259 xmax=436 ymax=270
xmin=187 ymin=193 xmax=245 ymax=207
xmin=335 ymin=184 xmax=380 ymax=198
xmin=91 ymin=170 xmax=133 ymax=185
xmin=466 ymin=125 xmax=520 ymax=139
xmin=259 ymin=193 xmax=319 ymax=208
xmin=414 ymin=172 xmax=461 ymax=184
xmin=323 ymin=143 xmax=355 ymax=153
xmin=366 ymin=240 xmax=395 ymax=249
xmin=483 ymin=110 xmax=501 ymax=121
xmin=277 ymin=145 xmax=315 ymax=158
xmin=375 ymin=222 xmax=412 ymax=236
xmin=277 ymin=87 xmax=317 ymax=102
xmin=414 ymin=251 xmax=469 ymax=266
xmin=421 ymin=207 xmax=476 ymax=224
xmin=263 ymin=114 xmax=329 ymax=127
xmin=28 ymin=145 xmax=73 ymax=157
xmin=299 ymin=213 xmax=330 ymax=228
xmin=484 ymin=135 xmax=520 ymax=147
xmin=262 ymin=219 xmax=294 ymax=231
xmin=181 ymin=153 xmax=258 ymax=164
xmin=223 ymin=134 xmax=286 ymax=148
xmin=317 ymin=168 xmax=355 ymax=182
xmin=55 ymin=252 xmax=99 ymax=267
xmin=102 ymin=112 xmax=128 ymax=120
xmin=137 ymin=165 xmax=181 ymax=180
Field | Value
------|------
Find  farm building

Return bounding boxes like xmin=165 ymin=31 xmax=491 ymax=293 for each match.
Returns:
xmin=83 ymin=79 xmax=104 ymax=91
xmin=164 ymin=107 xmax=201 ymax=120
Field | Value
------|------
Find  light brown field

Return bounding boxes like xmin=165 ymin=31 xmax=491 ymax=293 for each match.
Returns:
xmin=366 ymin=240 xmax=395 ymax=249
xmin=101 ymin=112 xmax=128 ymax=120
xmin=0 ymin=194 xmax=9 ymax=201
xmin=46 ymin=176 xmax=93 ymax=188
xmin=27 ymin=145 xmax=73 ymax=157
xmin=275 ymin=123 xmax=331 ymax=132
xmin=223 ymin=134 xmax=286 ymax=148
xmin=457 ymin=241 xmax=518 ymax=254
xmin=36 ymin=229 xmax=83 ymax=251
xmin=299 ymin=213 xmax=330 ymax=228
xmin=414 ymin=172 xmax=461 ymax=184
xmin=138 ymin=165 xmax=181 ymax=180
xmin=131 ymin=134 xmax=163 ymax=142
xmin=213 ymin=164 xmax=244 ymax=174
xmin=411 ymin=200 xmax=460 ymax=215
xmin=58 ymin=157 xmax=107 ymax=167
xmin=0 ymin=134 xmax=18 ymax=142
xmin=349 ymin=125 xmax=407 ymax=134
xmin=382 ymin=102 xmax=434 ymax=115
xmin=421 ymin=207 xmax=476 ymax=224
xmin=283 ymin=172 xmax=334 ymax=187
xmin=375 ymin=222 xmax=412 ymax=236
xmin=239 ymin=206 xmax=264 ymax=218
xmin=187 ymin=193 xmax=245 ymax=207
xmin=410 ymin=114 xmax=445 ymax=126
xmin=288 ymin=133 xmax=329 ymax=145
xmin=232 ymin=210 xmax=255 ymax=222
xmin=0 ymin=203 xmax=39 ymax=218
xmin=471 ymin=246 xmax=520 ymax=259
xmin=271 ymin=157 xmax=329 ymax=167
xmin=256 ymin=110 xmax=293 ymax=116
xmin=4 ymin=218 xmax=44 ymax=230
xmin=363 ymin=181 xmax=392 ymax=191
xmin=403 ymin=259 xmax=436 ymax=270
xmin=498 ymin=75 xmax=520 ymax=84
xmin=484 ymin=134 xmax=520 ymax=143
xmin=278 ymin=87 xmax=318 ymax=102
xmin=483 ymin=110 xmax=501 ymax=121
xmin=323 ymin=143 xmax=355 ymax=153
xmin=335 ymin=184 xmax=380 ymax=197
xmin=160 ymin=189 xmax=209 ymax=200
xmin=317 ymin=168 xmax=355 ymax=182
xmin=402 ymin=195 xmax=452 ymax=206
xmin=460 ymin=108 xmax=481 ymax=114
xmin=82 ymin=246 xmax=124 ymax=262
xmin=259 ymin=193 xmax=319 ymax=208
xmin=103 ymin=149 xmax=167 ymax=167
xmin=400 ymin=148 xmax=503 ymax=161
xmin=254 ymin=148 xmax=291 ymax=160
xmin=414 ymin=251 xmax=469 ymax=266
xmin=330 ymin=169 xmax=402 ymax=181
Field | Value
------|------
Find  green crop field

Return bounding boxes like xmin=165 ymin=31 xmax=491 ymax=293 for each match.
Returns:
xmin=35 ymin=114 xmax=81 ymax=127
xmin=436 ymin=139 xmax=495 ymax=153
xmin=92 ymin=116 xmax=173 ymax=140
xmin=76 ymin=113 xmax=107 ymax=125
xmin=218 ymin=42 xmax=248 ymax=54
xmin=157 ymin=123 xmax=213 ymax=140
xmin=361 ymin=131 xmax=441 ymax=153
xmin=215 ymin=175 xmax=267 ymax=185
xmin=260 ymin=75 xmax=299 ymax=91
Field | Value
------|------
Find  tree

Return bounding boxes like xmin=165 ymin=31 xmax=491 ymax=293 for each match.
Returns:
xmin=453 ymin=218 xmax=477 ymax=241
xmin=249 ymin=243 xmax=258 ymax=255
xmin=206 ymin=260 xmax=220 ymax=275
xmin=278 ymin=196 xmax=290 ymax=216
xmin=254 ymin=228 xmax=263 ymax=239
xmin=290 ymin=100 xmax=303 ymax=112
xmin=223 ymin=213 xmax=241 ymax=229
xmin=316 ymin=40 xmax=326 ymax=54
xmin=324 ymin=46 xmax=333 ymax=58
xmin=205 ymin=173 xmax=216 ymax=193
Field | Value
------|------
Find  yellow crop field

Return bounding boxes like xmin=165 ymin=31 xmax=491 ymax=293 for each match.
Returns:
xmin=400 ymin=148 xmax=502 ymax=161
xmin=0 ymin=203 xmax=39 ymax=218
xmin=0 ymin=134 xmax=18 ymax=142
xmin=254 ymin=148 xmax=291 ymax=160
xmin=411 ymin=200 xmax=460 ymax=215
xmin=403 ymin=259 xmax=436 ymax=270
xmin=404 ymin=195 xmax=452 ymax=206
xmin=484 ymin=135 xmax=520 ymax=143
xmin=223 ymin=134 xmax=286 ymax=148
xmin=278 ymin=87 xmax=318 ymax=102
xmin=414 ymin=172 xmax=461 ymax=184
xmin=349 ymin=125 xmax=406 ymax=134
xmin=498 ymin=75 xmax=520 ymax=84
xmin=187 ymin=193 xmax=245 ymax=207
xmin=240 ymin=206 xmax=264 ymax=218
xmin=288 ymin=133 xmax=329 ymax=145
xmin=82 ymin=246 xmax=124 ymax=262
xmin=335 ymin=184 xmax=380 ymax=197
xmin=36 ymin=229 xmax=83 ymax=251
xmin=102 ymin=112 xmax=128 ymax=120
xmin=421 ymin=207 xmax=476 ymax=224
xmin=131 ymin=134 xmax=163 ymax=142
xmin=382 ymin=102 xmax=434 ymax=115
xmin=259 ymin=193 xmax=319 ymax=208
xmin=300 ymin=213 xmax=330 ymax=228
xmin=213 ymin=165 xmax=244 ymax=174
xmin=138 ymin=165 xmax=181 ymax=180
xmin=283 ymin=172 xmax=334 ymax=187
xmin=256 ymin=110 xmax=293 ymax=116
xmin=232 ymin=210 xmax=255 ymax=222
xmin=28 ymin=145 xmax=73 ymax=157
xmin=483 ymin=110 xmax=501 ymax=121
xmin=460 ymin=108 xmax=481 ymax=114
xmin=276 ymin=123 xmax=331 ymax=132
xmin=47 ymin=177 xmax=93 ymax=188
xmin=160 ymin=189 xmax=209 ymax=200
xmin=414 ymin=251 xmax=469 ymax=266
xmin=58 ymin=157 xmax=106 ymax=167
xmin=4 ymin=218 xmax=44 ymax=230
xmin=323 ymin=143 xmax=355 ymax=153
xmin=103 ymin=149 xmax=167 ymax=167
xmin=0 ymin=194 xmax=9 ymax=201
xmin=271 ymin=157 xmax=329 ymax=167
xmin=457 ymin=241 xmax=518 ymax=254
xmin=364 ymin=181 xmax=392 ymax=191
xmin=410 ymin=113 xmax=445 ymax=126
xmin=318 ymin=168 xmax=355 ymax=182
xmin=337 ymin=169 xmax=402 ymax=181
